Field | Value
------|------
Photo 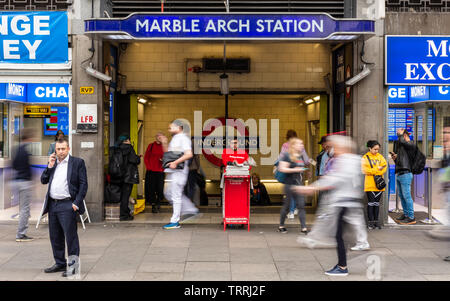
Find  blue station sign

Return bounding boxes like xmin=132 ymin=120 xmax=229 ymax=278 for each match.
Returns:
xmin=0 ymin=83 xmax=69 ymax=103
xmin=386 ymin=36 xmax=450 ymax=85
xmin=85 ymin=13 xmax=374 ymax=40
xmin=0 ymin=11 xmax=68 ymax=64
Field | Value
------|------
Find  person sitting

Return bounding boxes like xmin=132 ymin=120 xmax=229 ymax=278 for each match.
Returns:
xmin=251 ymin=173 xmax=271 ymax=206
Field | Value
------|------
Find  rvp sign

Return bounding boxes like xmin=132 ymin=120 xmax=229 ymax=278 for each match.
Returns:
xmin=386 ymin=36 xmax=450 ymax=85
xmin=80 ymin=87 xmax=94 ymax=94
xmin=0 ymin=11 xmax=68 ymax=64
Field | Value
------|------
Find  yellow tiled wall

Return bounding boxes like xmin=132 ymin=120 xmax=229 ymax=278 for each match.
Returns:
xmin=119 ymin=42 xmax=329 ymax=91
xmin=143 ymin=94 xmax=320 ymax=181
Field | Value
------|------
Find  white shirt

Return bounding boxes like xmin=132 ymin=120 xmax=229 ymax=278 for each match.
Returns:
xmin=49 ymin=154 xmax=71 ymax=200
xmin=165 ymin=133 xmax=191 ymax=174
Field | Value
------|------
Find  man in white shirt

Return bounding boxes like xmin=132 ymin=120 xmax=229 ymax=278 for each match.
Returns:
xmin=40 ymin=137 xmax=88 ymax=277
xmin=162 ymin=120 xmax=200 ymax=229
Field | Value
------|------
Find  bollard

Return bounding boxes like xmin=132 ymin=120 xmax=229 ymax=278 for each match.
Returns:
xmin=422 ymin=167 xmax=438 ymax=224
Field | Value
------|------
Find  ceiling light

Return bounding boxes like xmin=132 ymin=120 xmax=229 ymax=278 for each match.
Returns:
xmin=313 ymin=96 xmax=320 ymax=101
xmin=305 ymin=99 xmax=314 ymax=104
xmin=138 ymin=97 xmax=147 ymax=104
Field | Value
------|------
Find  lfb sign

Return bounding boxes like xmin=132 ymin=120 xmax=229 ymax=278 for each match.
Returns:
xmin=386 ymin=36 xmax=450 ymax=85
xmin=76 ymin=104 xmax=97 ymax=133
xmin=0 ymin=11 xmax=68 ymax=64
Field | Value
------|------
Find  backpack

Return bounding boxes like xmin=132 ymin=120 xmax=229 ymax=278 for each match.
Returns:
xmin=273 ymin=159 xmax=287 ymax=184
xmin=109 ymin=146 xmax=125 ymax=178
xmin=410 ymin=146 xmax=426 ymax=175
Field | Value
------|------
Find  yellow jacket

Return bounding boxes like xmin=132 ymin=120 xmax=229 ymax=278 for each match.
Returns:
xmin=361 ymin=152 xmax=387 ymax=192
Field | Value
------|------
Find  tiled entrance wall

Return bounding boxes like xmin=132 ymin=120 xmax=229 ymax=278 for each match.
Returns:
xmin=119 ymin=42 xmax=330 ymax=91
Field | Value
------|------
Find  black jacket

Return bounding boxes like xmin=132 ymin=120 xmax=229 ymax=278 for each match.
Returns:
xmin=251 ymin=183 xmax=271 ymax=205
xmin=12 ymin=143 xmax=31 ymax=180
xmin=316 ymin=150 xmax=326 ymax=177
xmin=120 ymin=143 xmax=141 ymax=184
xmin=40 ymin=156 xmax=88 ymax=215
xmin=393 ymin=135 xmax=416 ymax=174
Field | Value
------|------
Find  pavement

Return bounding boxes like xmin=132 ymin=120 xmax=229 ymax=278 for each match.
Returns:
xmin=0 ymin=221 xmax=449 ymax=281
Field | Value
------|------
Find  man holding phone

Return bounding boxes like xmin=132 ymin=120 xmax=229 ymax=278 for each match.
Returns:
xmin=41 ymin=137 xmax=88 ymax=277
xmin=391 ymin=128 xmax=417 ymax=225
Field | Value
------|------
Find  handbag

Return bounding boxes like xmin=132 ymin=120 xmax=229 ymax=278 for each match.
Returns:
xmin=162 ymin=151 xmax=185 ymax=169
xmin=366 ymin=155 xmax=386 ymax=190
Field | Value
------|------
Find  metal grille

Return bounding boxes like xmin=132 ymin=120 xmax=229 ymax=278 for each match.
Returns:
xmin=0 ymin=0 xmax=71 ymax=10
xmin=111 ymin=0 xmax=345 ymax=17
xmin=386 ymin=0 xmax=450 ymax=12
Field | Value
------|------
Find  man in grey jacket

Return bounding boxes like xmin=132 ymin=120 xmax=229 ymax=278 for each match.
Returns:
xmin=296 ymin=135 xmax=364 ymax=276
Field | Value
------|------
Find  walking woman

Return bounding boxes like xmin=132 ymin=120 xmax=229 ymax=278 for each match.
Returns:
xmin=361 ymin=140 xmax=387 ymax=229
xmin=277 ymin=137 xmax=308 ymax=234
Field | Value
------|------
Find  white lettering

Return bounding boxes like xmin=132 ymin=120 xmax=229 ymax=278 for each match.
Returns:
xmin=410 ymin=86 xmax=427 ymax=97
xmin=47 ymin=87 xmax=57 ymax=98
xmin=56 ymin=87 xmax=68 ymax=98
xmin=439 ymin=86 xmax=449 ymax=95
xmin=312 ymin=20 xmax=324 ymax=32
xmin=420 ymin=63 xmax=436 ymax=80
xmin=205 ymin=20 xmax=216 ymax=32
xmin=273 ymin=20 xmax=285 ymax=32
xmin=3 ymin=40 xmax=20 ymax=59
xmin=35 ymin=87 xmax=45 ymax=97
xmin=256 ymin=20 xmax=264 ymax=32
xmin=405 ymin=63 xmax=420 ymax=80
xmin=427 ymin=40 xmax=448 ymax=57
xmin=162 ymin=19 xmax=171 ymax=32
xmin=150 ymin=19 xmax=161 ymax=32
xmin=227 ymin=20 xmax=238 ymax=33
xmin=33 ymin=15 xmax=50 ymax=35
xmin=217 ymin=20 xmax=227 ymax=32
xmin=8 ymin=84 xmax=24 ymax=96
xmin=192 ymin=19 xmax=200 ymax=32
xmin=298 ymin=20 xmax=311 ymax=32
xmin=22 ymin=40 xmax=41 ymax=60
xmin=0 ymin=16 xmax=8 ymax=35
xmin=11 ymin=15 xmax=30 ymax=36
xmin=240 ymin=20 xmax=250 ymax=32
xmin=437 ymin=63 xmax=450 ymax=81
xmin=173 ymin=19 xmax=181 ymax=32
xmin=136 ymin=19 xmax=148 ymax=32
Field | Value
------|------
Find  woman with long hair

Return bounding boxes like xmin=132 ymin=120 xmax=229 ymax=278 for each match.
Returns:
xmin=277 ymin=137 xmax=308 ymax=234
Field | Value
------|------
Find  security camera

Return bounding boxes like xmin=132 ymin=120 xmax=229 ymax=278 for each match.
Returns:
xmin=85 ymin=66 xmax=112 ymax=83
xmin=345 ymin=65 xmax=371 ymax=86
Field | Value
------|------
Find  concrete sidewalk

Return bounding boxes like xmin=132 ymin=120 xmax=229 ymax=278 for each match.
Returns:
xmin=0 ymin=222 xmax=449 ymax=281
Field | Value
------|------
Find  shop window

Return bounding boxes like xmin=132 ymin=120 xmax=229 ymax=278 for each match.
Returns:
xmin=0 ymin=103 xmax=8 ymax=158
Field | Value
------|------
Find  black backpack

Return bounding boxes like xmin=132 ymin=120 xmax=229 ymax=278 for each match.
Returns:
xmin=410 ymin=146 xmax=426 ymax=175
xmin=109 ymin=146 xmax=125 ymax=178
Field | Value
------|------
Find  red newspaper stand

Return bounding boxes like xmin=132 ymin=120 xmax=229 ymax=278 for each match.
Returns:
xmin=222 ymin=166 xmax=251 ymax=231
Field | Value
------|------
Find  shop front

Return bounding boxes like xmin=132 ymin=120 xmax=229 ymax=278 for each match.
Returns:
xmin=385 ymin=35 xmax=450 ymax=224
xmin=0 ymin=11 xmax=71 ymax=212
xmin=85 ymin=13 xmax=375 ymax=215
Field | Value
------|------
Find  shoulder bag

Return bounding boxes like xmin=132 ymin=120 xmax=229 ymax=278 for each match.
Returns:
xmin=366 ymin=155 xmax=386 ymax=190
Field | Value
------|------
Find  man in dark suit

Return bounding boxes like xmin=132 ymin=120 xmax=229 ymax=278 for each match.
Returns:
xmin=41 ymin=137 xmax=88 ymax=277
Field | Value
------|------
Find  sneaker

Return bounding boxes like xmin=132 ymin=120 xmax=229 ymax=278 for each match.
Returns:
xmin=399 ymin=217 xmax=416 ymax=225
xmin=287 ymin=212 xmax=295 ymax=219
xmin=300 ymin=228 xmax=308 ymax=235
xmin=277 ymin=227 xmax=288 ymax=234
xmin=163 ymin=222 xmax=181 ymax=229
xmin=444 ymin=256 xmax=450 ymax=262
xmin=396 ymin=214 xmax=407 ymax=221
xmin=16 ymin=235 xmax=34 ymax=242
xmin=294 ymin=208 xmax=299 ymax=216
xmin=367 ymin=222 xmax=375 ymax=230
xmin=325 ymin=265 xmax=348 ymax=276
xmin=350 ymin=243 xmax=370 ymax=251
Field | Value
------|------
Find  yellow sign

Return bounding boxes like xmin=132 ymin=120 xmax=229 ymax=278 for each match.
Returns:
xmin=24 ymin=105 xmax=51 ymax=117
xmin=80 ymin=86 xmax=94 ymax=94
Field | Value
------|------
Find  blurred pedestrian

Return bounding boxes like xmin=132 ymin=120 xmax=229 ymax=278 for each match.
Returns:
xmin=279 ymin=130 xmax=311 ymax=219
xmin=277 ymin=137 xmax=308 ymax=234
xmin=296 ymin=135 xmax=364 ymax=276
xmin=144 ymin=132 xmax=166 ymax=213
xmin=316 ymin=135 xmax=331 ymax=177
xmin=47 ymin=130 xmax=65 ymax=156
xmin=362 ymin=140 xmax=387 ymax=230
xmin=41 ymin=137 xmax=88 ymax=277
xmin=12 ymin=128 xmax=34 ymax=242
xmin=391 ymin=128 xmax=417 ymax=224
xmin=162 ymin=120 xmax=200 ymax=229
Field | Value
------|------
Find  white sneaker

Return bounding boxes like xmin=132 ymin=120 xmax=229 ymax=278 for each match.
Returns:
xmin=294 ymin=208 xmax=299 ymax=215
xmin=287 ymin=212 xmax=295 ymax=219
xmin=350 ymin=243 xmax=370 ymax=251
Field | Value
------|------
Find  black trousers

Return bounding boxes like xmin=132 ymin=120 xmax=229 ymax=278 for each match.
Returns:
xmin=366 ymin=191 xmax=383 ymax=223
xmin=120 ymin=183 xmax=133 ymax=218
xmin=336 ymin=207 xmax=347 ymax=267
xmin=48 ymin=198 xmax=79 ymax=266
xmin=145 ymin=171 xmax=164 ymax=207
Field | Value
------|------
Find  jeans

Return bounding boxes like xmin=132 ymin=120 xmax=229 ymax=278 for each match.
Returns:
xmin=13 ymin=180 xmax=32 ymax=238
xmin=396 ymin=172 xmax=414 ymax=218
xmin=289 ymin=197 xmax=296 ymax=213
xmin=164 ymin=171 xmax=198 ymax=223
xmin=280 ymin=185 xmax=306 ymax=229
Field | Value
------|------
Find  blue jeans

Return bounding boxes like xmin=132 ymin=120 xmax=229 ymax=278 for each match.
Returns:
xmin=396 ymin=172 xmax=414 ymax=219
xmin=289 ymin=197 xmax=296 ymax=213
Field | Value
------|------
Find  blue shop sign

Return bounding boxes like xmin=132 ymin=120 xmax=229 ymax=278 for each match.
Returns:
xmin=0 ymin=83 xmax=69 ymax=103
xmin=0 ymin=11 xmax=68 ymax=64
xmin=409 ymin=86 xmax=429 ymax=103
xmin=386 ymin=36 xmax=450 ymax=85
xmin=430 ymin=85 xmax=450 ymax=100
xmin=388 ymin=86 xmax=409 ymax=104
xmin=85 ymin=13 xmax=374 ymax=40
xmin=28 ymin=84 xmax=69 ymax=103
